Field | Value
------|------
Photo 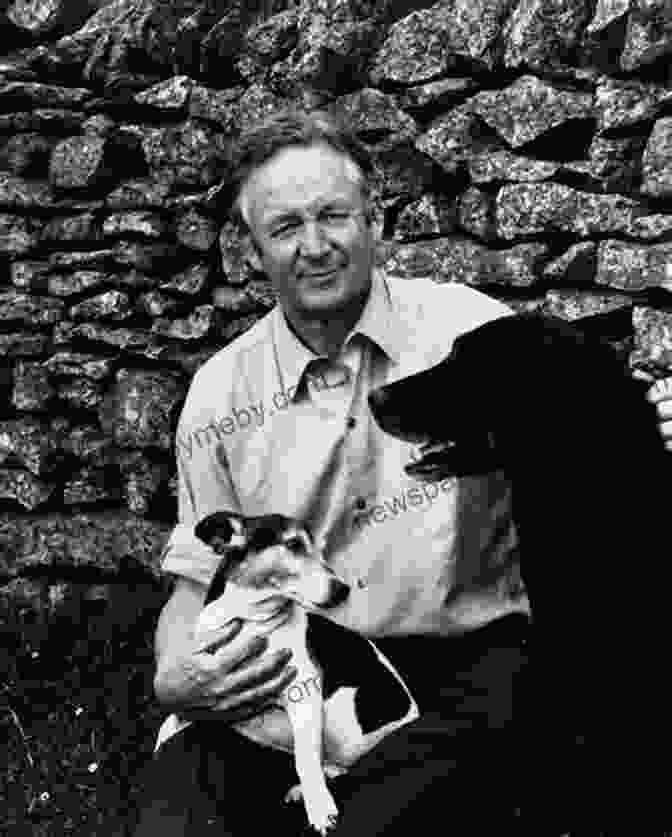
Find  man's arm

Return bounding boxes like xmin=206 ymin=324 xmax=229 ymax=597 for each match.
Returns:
xmin=154 ymin=366 xmax=298 ymax=722
xmin=153 ymin=576 xmax=297 ymax=723
xmin=648 ymin=378 xmax=672 ymax=452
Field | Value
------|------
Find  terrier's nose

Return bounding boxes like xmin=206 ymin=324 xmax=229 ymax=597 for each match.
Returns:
xmin=327 ymin=580 xmax=350 ymax=608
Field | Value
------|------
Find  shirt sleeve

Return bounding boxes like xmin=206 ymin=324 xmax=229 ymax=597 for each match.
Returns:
xmin=160 ymin=367 xmax=242 ymax=586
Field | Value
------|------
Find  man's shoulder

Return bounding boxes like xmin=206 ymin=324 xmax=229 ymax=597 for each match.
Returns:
xmin=190 ymin=308 xmax=276 ymax=390
xmin=384 ymin=273 xmax=513 ymax=335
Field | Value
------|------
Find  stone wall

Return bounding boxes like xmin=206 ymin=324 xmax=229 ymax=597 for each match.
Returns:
xmin=0 ymin=0 xmax=671 ymax=833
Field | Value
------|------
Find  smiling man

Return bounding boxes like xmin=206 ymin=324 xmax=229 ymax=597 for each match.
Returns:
xmin=130 ymin=110 xmax=672 ymax=837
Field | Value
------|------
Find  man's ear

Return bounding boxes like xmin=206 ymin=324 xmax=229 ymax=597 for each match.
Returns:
xmin=243 ymin=233 xmax=263 ymax=272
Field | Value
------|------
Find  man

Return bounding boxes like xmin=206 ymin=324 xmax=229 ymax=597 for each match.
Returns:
xmin=135 ymin=110 xmax=672 ymax=836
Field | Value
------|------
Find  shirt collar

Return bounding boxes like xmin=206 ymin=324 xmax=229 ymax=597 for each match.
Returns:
xmin=272 ymin=269 xmax=403 ymax=400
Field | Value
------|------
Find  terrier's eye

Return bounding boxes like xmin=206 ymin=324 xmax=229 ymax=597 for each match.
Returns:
xmin=284 ymin=536 xmax=305 ymax=553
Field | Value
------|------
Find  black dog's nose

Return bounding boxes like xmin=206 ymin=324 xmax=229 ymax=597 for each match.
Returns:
xmin=326 ymin=580 xmax=350 ymax=608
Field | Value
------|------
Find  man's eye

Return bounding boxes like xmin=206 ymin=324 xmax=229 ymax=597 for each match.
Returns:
xmin=322 ymin=211 xmax=350 ymax=223
xmin=270 ymin=221 xmax=300 ymax=238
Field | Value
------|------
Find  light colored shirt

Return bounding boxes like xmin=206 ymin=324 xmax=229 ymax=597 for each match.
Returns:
xmin=163 ymin=270 xmax=530 ymax=637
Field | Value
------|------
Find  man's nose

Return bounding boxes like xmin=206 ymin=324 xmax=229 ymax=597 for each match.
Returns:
xmin=298 ymin=221 xmax=330 ymax=257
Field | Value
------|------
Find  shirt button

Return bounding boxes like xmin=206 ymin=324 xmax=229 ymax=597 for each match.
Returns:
xmin=347 ymin=416 xmax=356 ymax=429
xmin=355 ymin=497 xmax=367 ymax=510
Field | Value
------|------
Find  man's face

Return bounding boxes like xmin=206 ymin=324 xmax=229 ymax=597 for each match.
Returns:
xmin=241 ymin=143 xmax=377 ymax=322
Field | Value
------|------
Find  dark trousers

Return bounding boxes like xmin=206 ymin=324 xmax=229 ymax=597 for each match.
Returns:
xmin=129 ymin=614 xmax=545 ymax=837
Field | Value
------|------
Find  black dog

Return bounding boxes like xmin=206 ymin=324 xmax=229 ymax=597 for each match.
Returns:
xmin=368 ymin=313 xmax=669 ymax=829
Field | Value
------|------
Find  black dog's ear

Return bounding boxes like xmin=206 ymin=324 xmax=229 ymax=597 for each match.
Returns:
xmin=194 ymin=512 xmax=248 ymax=554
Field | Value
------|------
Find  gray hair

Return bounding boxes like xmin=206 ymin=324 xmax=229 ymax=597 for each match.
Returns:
xmin=227 ymin=109 xmax=376 ymax=231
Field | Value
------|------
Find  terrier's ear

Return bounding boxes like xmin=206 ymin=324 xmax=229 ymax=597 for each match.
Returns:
xmin=195 ymin=512 xmax=248 ymax=553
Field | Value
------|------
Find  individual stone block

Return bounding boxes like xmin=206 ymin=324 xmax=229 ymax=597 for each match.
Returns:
xmin=397 ymin=78 xmax=479 ymax=115
xmin=113 ymin=241 xmax=181 ymax=272
xmin=102 ymin=212 xmax=166 ymax=239
xmin=371 ymin=0 xmax=509 ymax=84
xmin=57 ymin=378 xmax=104 ymax=410
xmin=10 ymin=260 xmax=51 ymax=289
xmin=137 ymin=291 xmax=180 ymax=318
xmin=0 ymin=469 xmax=53 ymax=510
xmin=175 ymin=210 xmax=218 ymax=252
xmin=595 ymin=78 xmax=672 ymax=132
xmin=68 ymin=290 xmax=132 ymax=322
xmin=151 ymin=306 xmax=215 ymax=341
xmin=48 ymin=250 xmax=113 ymax=269
xmin=543 ymin=290 xmax=633 ymax=321
xmin=0 ymin=173 xmax=54 ymax=207
xmin=0 ymin=213 xmax=39 ymax=254
xmin=494 ymin=183 xmax=667 ymax=239
xmin=105 ymin=177 xmax=172 ymax=209
xmin=502 ymin=0 xmax=591 ymax=70
xmin=49 ymin=135 xmax=107 ymax=190
xmin=330 ymin=89 xmax=418 ymax=151
xmin=595 ymin=240 xmax=672 ymax=292
xmin=41 ymin=212 xmax=99 ymax=243
xmin=0 ymin=418 xmax=58 ymax=475
xmin=468 ymin=148 xmax=559 ymax=183
xmin=586 ymin=0 xmax=631 ymax=34
xmin=117 ymin=451 xmax=170 ymax=516
xmin=641 ymin=118 xmax=672 ymax=199
xmin=620 ymin=0 xmax=672 ymax=71
xmin=242 ymin=9 xmax=299 ymax=64
xmin=211 ymin=281 xmax=277 ymax=314
xmin=471 ymin=76 xmax=593 ymax=148
xmin=414 ymin=104 xmax=481 ymax=175
xmin=63 ymin=468 xmax=120 ymax=505
xmin=0 ymin=332 xmax=48 ymax=356
xmin=0 ymin=81 xmax=92 ymax=109
xmin=0 ymin=291 xmax=64 ymax=326
xmin=188 ymin=84 xmax=242 ymax=130
xmin=47 ymin=271 xmax=109 ymax=297
xmin=45 ymin=352 xmax=116 ymax=380
xmin=380 ymin=236 xmax=548 ymax=287
xmin=134 ymin=75 xmax=193 ymax=110
xmin=631 ymin=307 xmax=672 ymax=374
xmin=99 ymin=369 xmax=186 ymax=451
xmin=0 ymin=132 xmax=54 ymax=176
xmin=53 ymin=322 xmax=164 ymax=359
xmin=12 ymin=361 xmax=54 ymax=412
xmin=136 ymin=120 xmax=227 ymax=189
xmin=159 ymin=263 xmax=210 ymax=296
xmin=394 ymin=194 xmax=456 ymax=241
xmin=456 ymin=187 xmax=493 ymax=240
xmin=61 ymin=424 xmax=114 ymax=465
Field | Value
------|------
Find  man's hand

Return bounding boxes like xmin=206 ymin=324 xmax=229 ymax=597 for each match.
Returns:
xmin=154 ymin=582 xmax=298 ymax=725
xmin=648 ymin=377 xmax=672 ymax=452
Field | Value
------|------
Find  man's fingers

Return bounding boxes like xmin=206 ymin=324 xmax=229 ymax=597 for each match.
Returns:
xmin=195 ymin=618 xmax=244 ymax=655
xmin=211 ymin=663 xmax=298 ymax=714
xmin=212 ymin=649 xmax=294 ymax=696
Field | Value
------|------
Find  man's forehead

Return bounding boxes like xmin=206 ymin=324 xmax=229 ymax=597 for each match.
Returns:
xmin=246 ymin=144 xmax=363 ymax=220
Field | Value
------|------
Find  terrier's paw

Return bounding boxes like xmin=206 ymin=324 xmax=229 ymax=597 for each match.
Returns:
xmin=284 ymin=784 xmax=304 ymax=805
xmin=304 ymin=786 xmax=339 ymax=835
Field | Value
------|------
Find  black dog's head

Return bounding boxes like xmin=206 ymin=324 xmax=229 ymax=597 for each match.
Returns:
xmin=368 ymin=313 xmax=654 ymax=480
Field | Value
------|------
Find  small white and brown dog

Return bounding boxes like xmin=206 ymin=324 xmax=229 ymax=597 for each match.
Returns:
xmin=155 ymin=511 xmax=419 ymax=835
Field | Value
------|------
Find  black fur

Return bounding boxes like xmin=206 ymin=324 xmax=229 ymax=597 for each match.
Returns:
xmin=368 ymin=313 xmax=670 ymax=824
xmin=305 ymin=615 xmax=412 ymax=732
